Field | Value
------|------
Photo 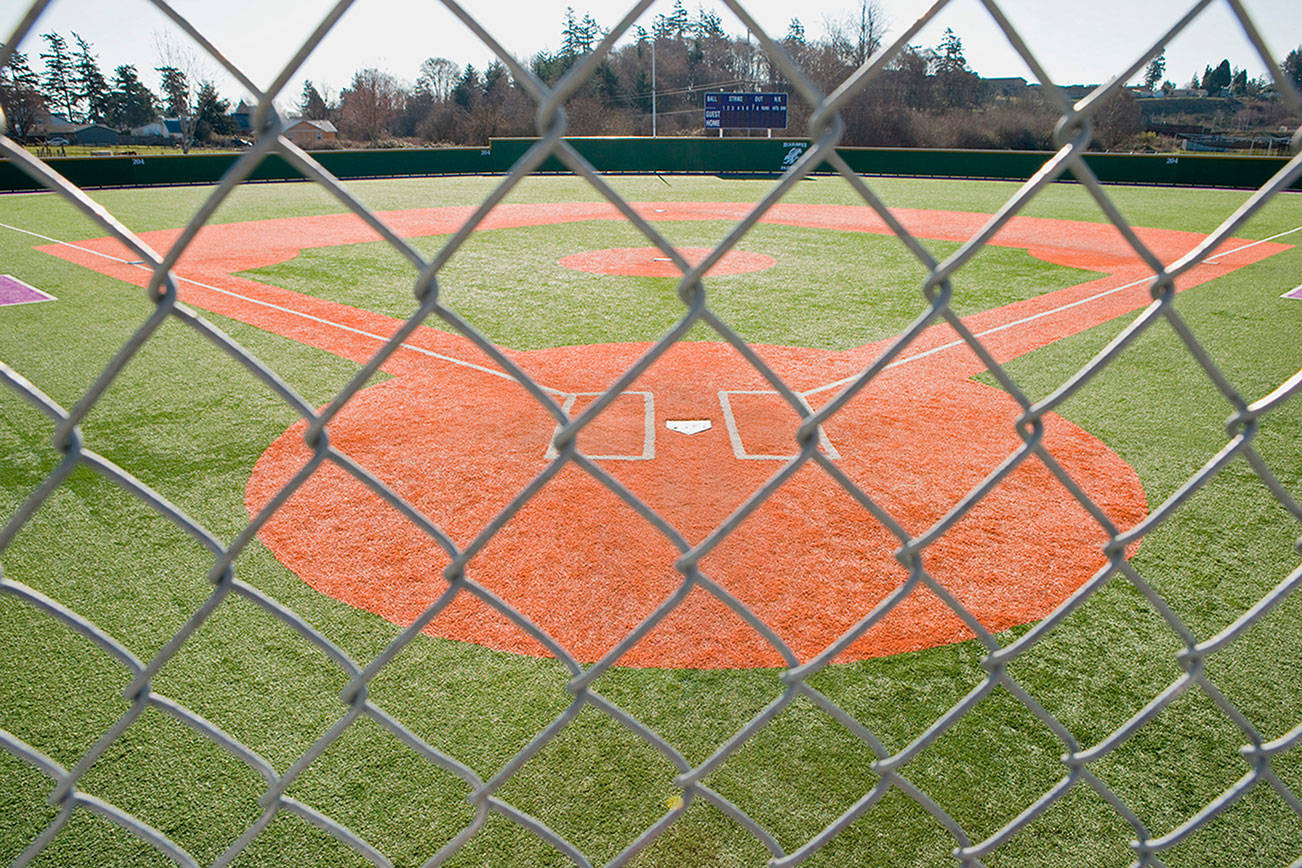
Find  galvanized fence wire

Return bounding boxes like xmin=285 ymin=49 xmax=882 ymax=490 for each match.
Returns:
xmin=2 ymin=0 xmax=1301 ymax=864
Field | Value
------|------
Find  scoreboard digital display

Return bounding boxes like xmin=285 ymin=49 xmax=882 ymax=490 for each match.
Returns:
xmin=704 ymin=92 xmax=788 ymax=130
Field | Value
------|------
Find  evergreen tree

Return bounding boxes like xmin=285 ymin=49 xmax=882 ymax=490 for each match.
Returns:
xmin=932 ymin=28 xmax=980 ymax=107
xmin=652 ymin=0 xmax=689 ymax=41
xmin=632 ymin=64 xmax=651 ymax=113
xmin=694 ymin=9 xmax=724 ymax=42
xmin=561 ymin=7 xmax=582 ymax=60
xmin=579 ymin=14 xmax=601 ymax=53
xmin=156 ymin=65 xmax=198 ymax=150
xmin=299 ymin=80 xmax=328 ymax=118
xmin=1284 ymin=46 xmax=1302 ymax=92
xmin=936 ymin=28 xmax=967 ymax=74
xmin=1213 ymin=58 xmax=1231 ymax=90
xmin=2 ymin=46 xmax=41 ymax=92
xmin=595 ymin=58 xmax=619 ymax=102
xmin=666 ymin=0 xmax=689 ymax=38
xmin=1143 ymin=49 xmax=1166 ymax=90
xmin=194 ymin=80 xmax=234 ymax=142
xmin=780 ymin=17 xmax=808 ymax=74
xmin=156 ymin=65 xmax=189 ymax=117
xmin=72 ymin=33 xmax=109 ymax=123
xmin=483 ymin=61 xmax=507 ymax=93
xmin=451 ymin=65 xmax=480 ymax=110
xmin=1230 ymin=67 xmax=1247 ymax=95
xmin=0 ymin=46 xmax=47 ymax=139
xmin=784 ymin=19 xmax=807 ymax=47
xmin=105 ymin=64 xmax=158 ymax=129
xmin=532 ymin=50 xmax=568 ymax=86
xmin=39 ymin=32 xmax=78 ymax=121
xmin=1201 ymin=58 xmax=1231 ymax=92
xmin=558 ymin=9 xmax=599 ymax=61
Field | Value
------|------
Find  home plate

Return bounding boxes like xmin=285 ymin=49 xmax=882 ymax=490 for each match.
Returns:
xmin=667 ymin=419 xmax=712 ymax=435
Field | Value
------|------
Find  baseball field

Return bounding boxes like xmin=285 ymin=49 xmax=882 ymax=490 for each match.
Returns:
xmin=1 ymin=172 xmax=1299 ymax=866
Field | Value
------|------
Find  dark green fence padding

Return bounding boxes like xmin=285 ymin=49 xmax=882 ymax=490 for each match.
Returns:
xmin=2 ymin=137 xmax=1295 ymax=192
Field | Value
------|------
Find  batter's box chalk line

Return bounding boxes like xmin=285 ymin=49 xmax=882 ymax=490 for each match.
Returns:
xmin=542 ymin=390 xmax=840 ymax=461
xmin=545 ymin=391 xmax=656 ymax=460
xmin=720 ymin=390 xmax=841 ymax=460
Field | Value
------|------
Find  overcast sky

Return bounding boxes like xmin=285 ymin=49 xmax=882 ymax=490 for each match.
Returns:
xmin=5 ymin=0 xmax=1301 ymax=110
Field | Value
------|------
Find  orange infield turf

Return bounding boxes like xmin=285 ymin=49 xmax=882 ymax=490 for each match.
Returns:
xmin=40 ymin=202 xmax=1289 ymax=668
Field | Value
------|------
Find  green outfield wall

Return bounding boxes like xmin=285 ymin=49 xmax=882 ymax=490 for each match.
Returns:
xmin=0 ymin=145 xmax=493 ymax=191
xmin=2 ymin=137 xmax=1296 ymax=192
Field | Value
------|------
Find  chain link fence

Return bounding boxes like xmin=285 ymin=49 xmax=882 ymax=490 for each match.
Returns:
xmin=3 ymin=0 xmax=1302 ymax=865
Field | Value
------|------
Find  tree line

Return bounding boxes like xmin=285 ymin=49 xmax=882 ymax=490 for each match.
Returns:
xmin=300 ymin=3 xmax=1019 ymax=147
xmin=1139 ymin=46 xmax=1302 ymax=98
xmin=296 ymin=1 xmax=1302 ymax=150
xmin=0 ymin=31 xmax=237 ymax=151
xmin=5 ymin=1 xmax=1302 ymax=151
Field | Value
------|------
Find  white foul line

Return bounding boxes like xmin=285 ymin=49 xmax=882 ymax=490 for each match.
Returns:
xmin=1205 ymin=224 xmax=1302 ymax=263
xmin=0 ymin=220 xmax=558 ymax=395
xmin=802 ymin=223 xmax=1300 ymax=398
xmin=9 ymin=217 xmax=1294 ymax=446
xmin=802 ymin=272 xmax=1157 ymax=398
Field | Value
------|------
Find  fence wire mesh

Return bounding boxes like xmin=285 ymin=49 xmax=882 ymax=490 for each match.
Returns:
xmin=2 ymin=0 xmax=1302 ymax=865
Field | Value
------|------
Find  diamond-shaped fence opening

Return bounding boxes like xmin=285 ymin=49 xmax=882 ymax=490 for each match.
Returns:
xmin=2 ymin=0 xmax=1301 ymax=865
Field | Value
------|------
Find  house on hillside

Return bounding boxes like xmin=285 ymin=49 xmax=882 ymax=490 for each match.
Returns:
xmin=132 ymin=119 xmax=185 ymax=141
xmin=232 ymin=101 xmax=255 ymax=134
xmin=71 ymin=125 xmax=120 ymax=146
xmin=1051 ymin=84 xmax=1100 ymax=101
xmin=981 ymin=77 xmax=1029 ymax=99
xmin=284 ymin=119 xmax=338 ymax=148
xmin=32 ymin=111 xmax=121 ymax=145
xmin=33 ymin=110 xmax=79 ymax=140
xmin=132 ymin=120 xmax=166 ymax=138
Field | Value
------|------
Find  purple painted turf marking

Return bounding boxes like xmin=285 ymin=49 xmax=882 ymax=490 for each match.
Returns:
xmin=0 ymin=275 xmax=55 ymax=306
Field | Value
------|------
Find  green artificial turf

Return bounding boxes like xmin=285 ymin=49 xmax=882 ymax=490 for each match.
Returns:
xmin=243 ymin=219 xmax=1098 ymax=351
xmin=0 ymin=173 xmax=1299 ymax=867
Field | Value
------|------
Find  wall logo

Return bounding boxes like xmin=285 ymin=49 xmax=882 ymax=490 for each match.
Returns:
xmin=781 ymin=144 xmax=807 ymax=170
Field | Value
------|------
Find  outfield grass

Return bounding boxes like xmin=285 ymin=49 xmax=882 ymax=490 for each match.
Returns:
xmin=0 ymin=173 xmax=1299 ymax=867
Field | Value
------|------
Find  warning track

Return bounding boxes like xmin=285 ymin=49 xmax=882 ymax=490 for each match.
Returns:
xmin=38 ymin=203 xmax=1289 ymax=668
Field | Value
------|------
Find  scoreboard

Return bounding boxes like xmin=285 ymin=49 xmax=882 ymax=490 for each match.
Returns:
xmin=704 ymin=92 xmax=788 ymax=130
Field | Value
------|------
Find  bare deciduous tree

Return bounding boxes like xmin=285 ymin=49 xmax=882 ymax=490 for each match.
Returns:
xmin=153 ymin=31 xmax=209 ymax=151
xmin=416 ymin=56 xmax=459 ymax=102
xmin=338 ymin=67 xmax=404 ymax=143
xmin=823 ymin=0 xmax=887 ymax=70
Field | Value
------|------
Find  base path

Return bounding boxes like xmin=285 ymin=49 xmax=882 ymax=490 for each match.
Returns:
xmin=40 ymin=202 xmax=1289 ymax=668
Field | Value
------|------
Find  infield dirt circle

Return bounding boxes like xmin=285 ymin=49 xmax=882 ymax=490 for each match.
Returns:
xmin=40 ymin=201 xmax=1289 ymax=668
